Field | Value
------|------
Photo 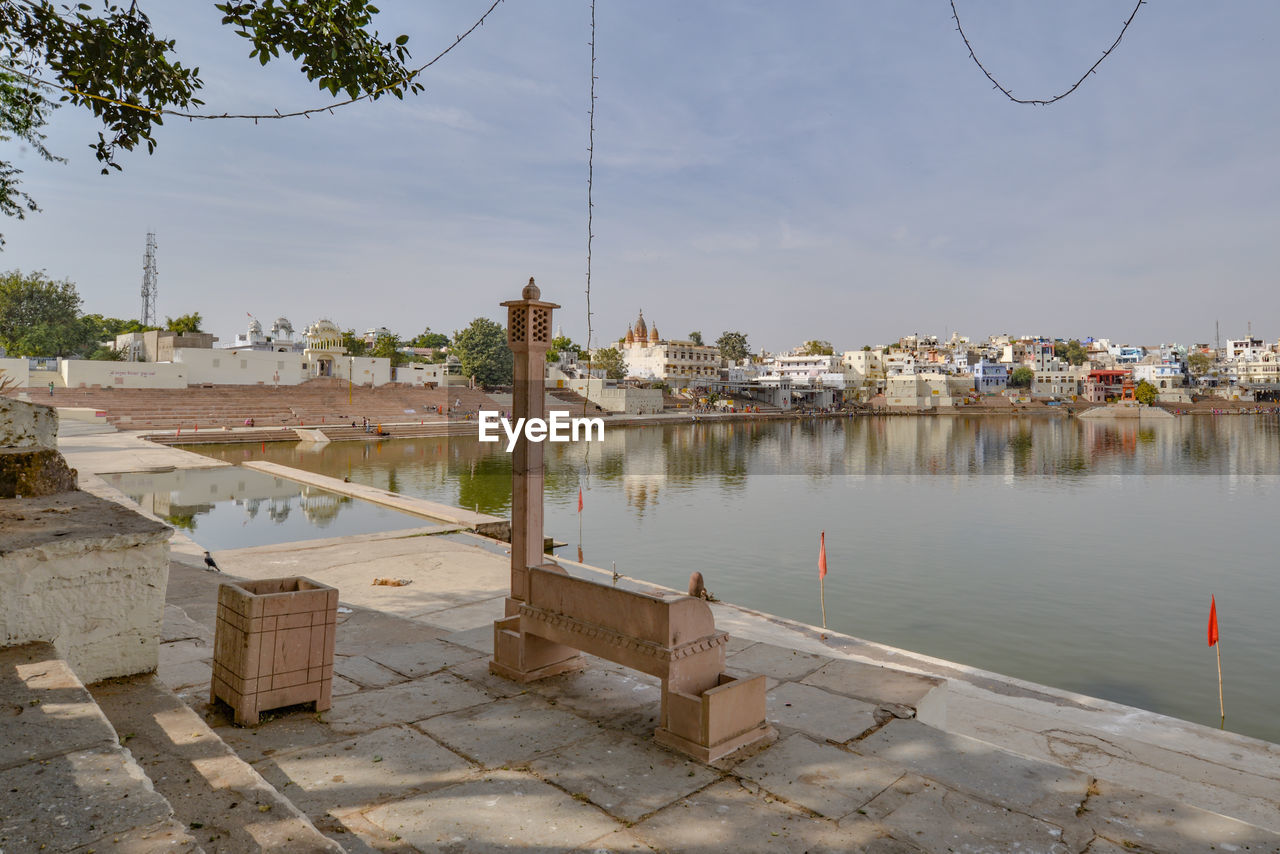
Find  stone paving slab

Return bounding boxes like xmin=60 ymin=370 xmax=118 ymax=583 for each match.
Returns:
xmin=802 ymin=657 xmax=945 ymax=717
xmin=411 ymin=595 xmax=508 ymax=632
xmin=323 ymin=670 xmax=495 ymax=735
xmin=90 ymin=674 xmax=340 ymax=853
xmin=1 ymin=746 xmax=199 ymax=853
xmin=1081 ymin=779 xmax=1280 ymax=853
xmin=523 ymin=659 xmax=664 ymax=740
xmin=442 ymin=623 xmax=496 ymax=655
xmin=335 ymin=608 xmax=452 ymax=656
xmin=362 ymin=770 xmax=621 ymax=853
xmin=628 ymin=778 xmax=878 ymax=854
xmin=158 ymin=655 xmax=213 ymax=691
xmin=528 ymin=730 xmax=720 ymax=822
xmin=946 ymin=686 xmax=1280 ymax=833
xmin=334 ymin=654 xmax=410 ymax=688
xmin=416 ymin=692 xmax=602 ymax=767
xmin=199 ymin=697 xmax=346 ymax=764
xmin=364 ymin=637 xmax=482 ymax=679
xmin=0 ymin=643 xmax=119 ymax=767
xmin=256 ymin=724 xmax=476 ymax=817
xmin=726 ymin=641 xmax=830 ymax=682
xmin=735 ymin=732 xmax=905 ymax=821
xmin=872 ymin=779 xmax=1072 ymax=854
xmin=765 ymin=681 xmax=880 ymax=743
xmin=853 ymin=719 xmax=1093 ymax=830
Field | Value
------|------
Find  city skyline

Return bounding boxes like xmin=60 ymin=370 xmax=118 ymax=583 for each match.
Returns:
xmin=3 ymin=1 xmax=1278 ymax=352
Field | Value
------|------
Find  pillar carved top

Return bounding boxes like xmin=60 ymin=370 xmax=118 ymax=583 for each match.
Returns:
xmin=502 ymin=277 xmax=561 ymax=354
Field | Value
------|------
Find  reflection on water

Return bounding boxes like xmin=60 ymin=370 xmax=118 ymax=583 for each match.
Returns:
xmin=105 ymin=466 xmax=433 ymax=550
xmin=190 ymin=414 xmax=1280 ymax=744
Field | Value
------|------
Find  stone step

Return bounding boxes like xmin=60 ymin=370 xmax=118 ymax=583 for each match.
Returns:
xmin=0 ymin=642 xmax=204 ymax=853
xmin=88 ymin=673 xmax=343 ymax=853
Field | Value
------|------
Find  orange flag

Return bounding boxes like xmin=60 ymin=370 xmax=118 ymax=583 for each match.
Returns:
xmin=818 ymin=531 xmax=827 ymax=580
xmin=1207 ymin=595 xmax=1219 ymax=647
xmin=577 ymin=488 xmax=583 ymax=513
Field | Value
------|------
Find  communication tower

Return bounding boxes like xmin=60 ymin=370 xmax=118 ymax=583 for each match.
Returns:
xmin=141 ymin=232 xmax=158 ymax=326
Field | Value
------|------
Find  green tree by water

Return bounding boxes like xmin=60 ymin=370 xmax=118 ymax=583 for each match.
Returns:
xmin=1134 ymin=379 xmax=1159 ymax=406
xmin=1009 ymin=366 xmax=1034 ymax=388
xmin=452 ymin=318 xmax=512 ymax=387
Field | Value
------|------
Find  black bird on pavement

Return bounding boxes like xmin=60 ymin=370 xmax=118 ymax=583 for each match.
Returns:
xmin=203 ymin=551 xmax=220 ymax=572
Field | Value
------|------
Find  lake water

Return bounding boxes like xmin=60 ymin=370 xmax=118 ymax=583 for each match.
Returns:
xmin=104 ymin=466 xmax=435 ymax=550
xmin=189 ymin=414 xmax=1280 ymax=744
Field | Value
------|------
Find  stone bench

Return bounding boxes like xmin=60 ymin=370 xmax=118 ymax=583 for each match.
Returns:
xmin=491 ymin=565 xmax=772 ymax=762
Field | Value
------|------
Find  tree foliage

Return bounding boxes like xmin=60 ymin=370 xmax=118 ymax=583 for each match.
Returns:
xmin=1188 ymin=351 xmax=1215 ymax=377
xmin=1009 ymin=366 xmax=1034 ymax=388
xmin=0 ymin=1 xmax=420 ymax=241
xmin=688 ymin=330 xmax=703 ymax=345
xmin=592 ymin=347 xmax=626 ymax=380
xmin=800 ymin=339 xmax=834 ymax=356
xmin=716 ymin=331 xmax=750 ymax=363
xmin=0 ymin=70 xmax=64 ymax=246
xmin=452 ymin=317 xmax=512 ymax=387
xmin=371 ymin=332 xmax=405 ymax=366
xmin=1134 ymin=379 xmax=1159 ymax=406
xmin=1054 ymin=339 xmax=1088 ymax=366
xmin=0 ymin=269 xmax=86 ymax=356
xmin=340 ymin=329 xmax=367 ymax=357
xmin=547 ymin=334 xmax=578 ymax=363
xmin=165 ymin=312 xmax=203 ymax=334
xmin=410 ymin=327 xmax=449 ymax=349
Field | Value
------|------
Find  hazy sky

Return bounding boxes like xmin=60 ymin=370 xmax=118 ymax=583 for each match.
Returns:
xmin=4 ymin=1 xmax=1278 ymax=354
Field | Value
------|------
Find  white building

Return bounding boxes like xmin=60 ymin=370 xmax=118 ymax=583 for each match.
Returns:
xmin=620 ymin=310 xmax=721 ymax=388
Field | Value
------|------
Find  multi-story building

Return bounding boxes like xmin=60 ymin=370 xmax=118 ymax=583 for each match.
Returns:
xmin=972 ymin=359 xmax=1008 ymax=393
xmin=1225 ymin=336 xmax=1267 ymax=363
xmin=620 ymin=310 xmax=721 ymax=388
xmin=1031 ymin=342 xmax=1081 ymax=398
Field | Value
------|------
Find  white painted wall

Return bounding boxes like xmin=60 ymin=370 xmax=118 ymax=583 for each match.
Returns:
xmin=0 ymin=357 xmax=30 ymax=389
xmin=62 ymin=360 xmax=187 ymax=389
xmin=0 ymin=509 xmax=171 ymax=683
xmin=393 ymin=362 xmax=444 ymax=386
xmin=176 ymin=348 xmax=308 ymax=385
xmin=338 ymin=355 xmax=392 ymax=386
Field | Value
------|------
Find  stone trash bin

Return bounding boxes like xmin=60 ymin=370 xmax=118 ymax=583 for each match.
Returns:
xmin=211 ymin=577 xmax=337 ymax=726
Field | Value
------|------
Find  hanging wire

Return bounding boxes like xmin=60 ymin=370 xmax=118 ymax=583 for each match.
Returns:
xmin=582 ymin=0 xmax=597 ymax=415
xmin=0 ymin=0 xmax=505 ymax=121
xmin=577 ymin=0 xmax=598 ymax=558
xmin=951 ymin=0 xmax=1145 ymax=105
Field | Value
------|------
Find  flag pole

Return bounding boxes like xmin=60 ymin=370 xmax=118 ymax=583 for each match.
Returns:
xmin=818 ymin=531 xmax=828 ymax=630
xmin=820 ymin=575 xmax=827 ymax=630
xmin=1216 ymin=641 xmax=1224 ymax=728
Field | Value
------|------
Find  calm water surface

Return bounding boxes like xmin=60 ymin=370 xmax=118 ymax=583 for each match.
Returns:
xmin=191 ymin=414 xmax=1280 ymax=743
xmin=104 ymin=466 xmax=433 ymax=549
